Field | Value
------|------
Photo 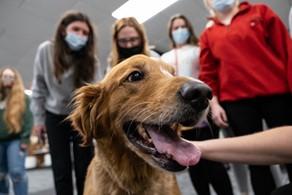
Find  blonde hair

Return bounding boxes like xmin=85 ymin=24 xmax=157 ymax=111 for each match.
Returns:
xmin=0 ymin=68 xmax=25 ymax=133
xmin=108 ymin=17 xmax=150 ymax=67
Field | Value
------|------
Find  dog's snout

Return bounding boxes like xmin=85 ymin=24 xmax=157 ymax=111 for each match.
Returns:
xmin=179 ymin=81 xmax=212 ymax=111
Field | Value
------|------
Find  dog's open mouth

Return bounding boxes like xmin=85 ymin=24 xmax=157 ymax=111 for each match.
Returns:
xmin=123 ymin=122 xmax=201 ymax=172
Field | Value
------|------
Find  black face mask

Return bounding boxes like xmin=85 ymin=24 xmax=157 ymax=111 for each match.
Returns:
xmin=118 ymin=45 xmax=143 ymax=59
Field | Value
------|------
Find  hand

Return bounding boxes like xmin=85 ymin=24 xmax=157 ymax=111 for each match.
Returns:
xmin=210 ymin=97 xmax=228 ymax=128
xmin=33 ymin=125 xmax=46 ymax=139
xmin=20 ymin=143 xmax=28 ymax=151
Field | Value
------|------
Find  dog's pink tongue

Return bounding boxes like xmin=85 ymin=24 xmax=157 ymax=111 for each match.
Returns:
xmin=147 ymin=128 xmax=201 ymax=167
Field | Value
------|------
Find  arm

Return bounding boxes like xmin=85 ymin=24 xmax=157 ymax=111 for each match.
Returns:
xmin=193 ymin=126 xmax=292 ymax=165
xmin=199 ymin=34 xmax=228 ymax=128
xmin=20 ymin=95 xmax=33 ymax=146
xmin=261 ymin=4 xmax=292 ymax=92
xmin=30 ymin=42 xmax=49 ymax=135
xmin=199 ymin=31 xmax=219 ymax=97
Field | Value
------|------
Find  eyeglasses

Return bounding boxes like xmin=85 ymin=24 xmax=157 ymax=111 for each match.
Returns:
xmin=2 ymin=75 xmax=15 ymax=80
xmin=1 ymin=75 xmax=15 ymax=84
xmin=117 ymin=37 xmax=141 ymax=47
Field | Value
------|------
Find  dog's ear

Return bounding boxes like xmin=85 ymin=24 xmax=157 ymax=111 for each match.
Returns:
xmin=69 ymin=84 xmax=103 ymax=145
xmin=168 ymin=65 xmax=175 ymax=75
xmin=159 ymin=59 xmax=176 ymax=75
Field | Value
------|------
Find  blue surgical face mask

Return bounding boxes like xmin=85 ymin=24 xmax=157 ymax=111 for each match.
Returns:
xmin=211 ymin=0 xmax=236 ymax=12
xmin=65 ymin=32 xmax=88 ymax=51
xmin=172 ymin=27 xmax=190 ymax=46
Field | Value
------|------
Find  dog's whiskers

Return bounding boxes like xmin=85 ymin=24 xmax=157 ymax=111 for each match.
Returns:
xmin=120 ymin=103 xmax=151 ymax=133
xmin=139 ymin=111 xmax=157 ymax=125
xmin=157 ymin=105 xmax=174 ymax=129
xmin=118 ymin=101 xmax=152 ymax=121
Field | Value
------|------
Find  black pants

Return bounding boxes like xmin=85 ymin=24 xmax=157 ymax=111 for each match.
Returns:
xmin=221 ymin=94 xmax=292 ymax=195
xmin=45 ymin=111 xmax=94 ymax=195
xmin=181 ymin=123 xmax=234 ymax=195
xmin=272 ymin=183 xmax=292 ymax=195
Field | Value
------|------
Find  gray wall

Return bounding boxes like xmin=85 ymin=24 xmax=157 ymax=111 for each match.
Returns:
xmin=0 ymin=0 xmax=291 ymax=88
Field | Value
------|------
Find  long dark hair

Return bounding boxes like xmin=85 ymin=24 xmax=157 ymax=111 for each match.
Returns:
xmin=53 ymin=10 xmax=97 ymax=87
xmin=168 ymin=14 xmax=198 ymax=48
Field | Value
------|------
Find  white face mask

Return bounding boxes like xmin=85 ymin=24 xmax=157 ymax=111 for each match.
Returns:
xmin=65 ymin=32 xmax=88 ymax=51
xmin=172 ymin=27 xmax=190 ymax=45
xmin=211 ymin=0 xmax=236 ymax=12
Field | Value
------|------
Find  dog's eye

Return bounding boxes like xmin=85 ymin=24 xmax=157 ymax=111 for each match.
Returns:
xmin=127 ymin=71 xmax=144 ymax=82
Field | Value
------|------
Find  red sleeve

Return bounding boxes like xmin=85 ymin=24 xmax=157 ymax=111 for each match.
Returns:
xmin=199 ymin=31 xmax=220 ymax=97
xmin=261 ymin=4 xmax=292 ymax=92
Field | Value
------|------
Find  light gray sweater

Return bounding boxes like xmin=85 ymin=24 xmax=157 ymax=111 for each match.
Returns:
xmin=30 ymin=41 xmax=100 ymax=126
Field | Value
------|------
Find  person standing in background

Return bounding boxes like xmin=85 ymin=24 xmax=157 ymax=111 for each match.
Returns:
xmin=30 ymin=11 xmax=100 ymax=195
xmin=107 ymin=17 xmax=159 ymax=69
xmin=200 ymin=0 xmax=292 ymax=194
xmin=161 ymin=14 xmax=199 ymax=77
xmin=161 ymin=14 xmax=233 ymax=195
xmin=0 ymin=67 xmax=32 ymax=195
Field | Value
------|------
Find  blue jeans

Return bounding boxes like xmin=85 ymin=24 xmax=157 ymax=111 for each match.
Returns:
xmin=0 ymin=139 xmax=28 ymax=195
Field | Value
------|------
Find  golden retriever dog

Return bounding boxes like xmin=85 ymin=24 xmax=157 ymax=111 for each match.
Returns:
xmin=27 ymin=134 xmax=49 ymax=168
xmin=69 ymin=55 xmax=212 ymax=195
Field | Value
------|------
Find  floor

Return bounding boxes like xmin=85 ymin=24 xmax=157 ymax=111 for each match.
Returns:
xmin=24 ymin=155 xmax=288 ymax=195
xmin=26 ymin=168 xmax=212 ymax=195
xmin=26 ymin=163 xmax=240 ymax=195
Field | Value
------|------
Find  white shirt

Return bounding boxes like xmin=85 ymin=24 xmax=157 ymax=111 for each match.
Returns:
xmin=161 ymin=45 xmax=200 ymax=78
xmin=0 ymin=99 xmax=6 ymax=109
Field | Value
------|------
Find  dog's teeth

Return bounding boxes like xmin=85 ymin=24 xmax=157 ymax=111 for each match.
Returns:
xmin=165 ymin=153 xmax=172 ymax=159
xmin=179 ymin=126 xmax=195 ymax=131
xmin=171 ymin=123 xmax=179 ymax=131
xmin=142 ymin=132 xmax=148 ymax=140
xmin=138 ymin=126 xmax=149 ymax=139
xmin=138 ymin=126 xmax=144 ymax=134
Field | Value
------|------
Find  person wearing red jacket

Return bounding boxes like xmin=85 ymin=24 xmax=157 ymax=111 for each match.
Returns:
xmin=199 ymin=0 xmax=292 ymax=195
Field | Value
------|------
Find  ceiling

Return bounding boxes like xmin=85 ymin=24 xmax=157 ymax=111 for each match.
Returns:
xmin=0 ymin=0 xmax=291 ymax=87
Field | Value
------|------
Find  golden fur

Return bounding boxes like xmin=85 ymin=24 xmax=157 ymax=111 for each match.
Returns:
xmin=27 ymin=135 xmax=49 ymax=168
xmin=69 ymin=55 xmax=211 ymax=195
xmin=0 ymin=68 xmax=25 ymax=133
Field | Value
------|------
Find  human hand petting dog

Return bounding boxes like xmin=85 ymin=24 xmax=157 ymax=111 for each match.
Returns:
xmin=190 ymin=126 xmax=292 ymax=165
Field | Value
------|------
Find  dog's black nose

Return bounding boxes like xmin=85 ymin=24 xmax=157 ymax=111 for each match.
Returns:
xmin=179 ymin=81 xmax=212 ymax=111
